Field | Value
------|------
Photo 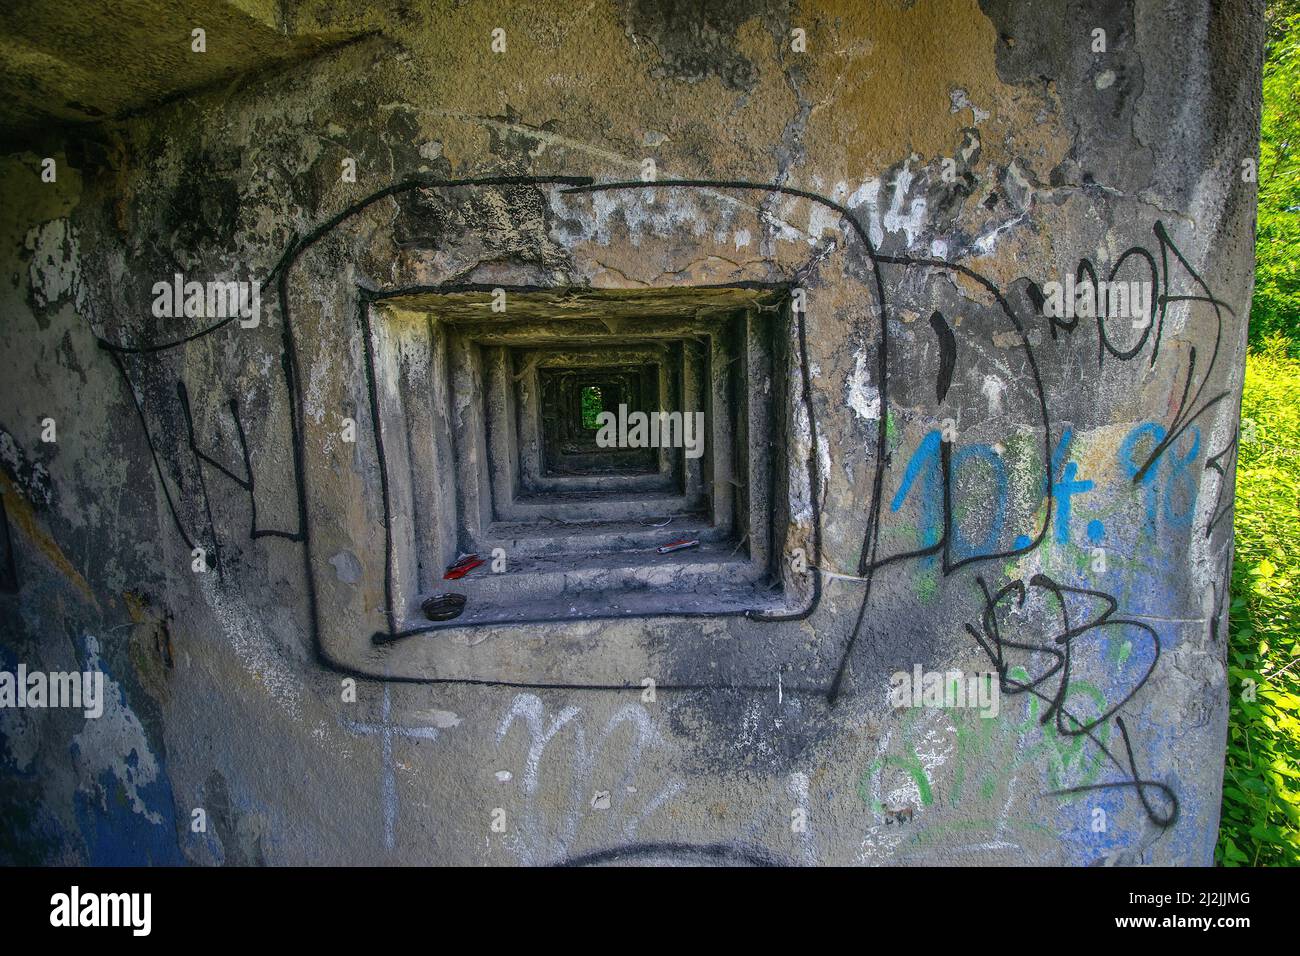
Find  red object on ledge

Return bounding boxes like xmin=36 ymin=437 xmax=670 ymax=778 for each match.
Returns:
xmin=444 ymin=555 xmax=485 ymax=580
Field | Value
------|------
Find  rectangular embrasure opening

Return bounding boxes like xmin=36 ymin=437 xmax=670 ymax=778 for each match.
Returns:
xmin=369 ymin=286 xmax=801 ymax=629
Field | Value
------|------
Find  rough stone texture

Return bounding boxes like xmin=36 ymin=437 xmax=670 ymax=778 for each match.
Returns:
xmin=0 ymin=0 xmax=1263 ymax=865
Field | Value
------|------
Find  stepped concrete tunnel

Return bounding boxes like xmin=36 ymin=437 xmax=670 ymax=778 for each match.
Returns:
xmin=0 ymin=1 xmax=1264 ymax=864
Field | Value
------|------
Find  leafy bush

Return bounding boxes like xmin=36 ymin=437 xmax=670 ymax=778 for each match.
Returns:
xmin=580 ymin=385 xmax=603 ymax=430
xmin=1218 ymin=338 xmax=1300 ymax=865
xmin=1250 ymin=8 xmax=1300 ymax=348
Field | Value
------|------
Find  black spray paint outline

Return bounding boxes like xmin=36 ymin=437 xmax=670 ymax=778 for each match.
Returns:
xmin=90 ymin=175 xmax=1238 ymax=827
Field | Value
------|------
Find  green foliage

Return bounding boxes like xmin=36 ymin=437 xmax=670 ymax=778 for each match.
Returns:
xmin=1250 ymin=8 xmax=1300 ymax=347
xmin=580 ymin=385 xmax=603 ymax=430
xmin=1215 ymin=1 xmax=1300 ymax=866
xmin=1217 ymin=339 xmax=1300 ymax=865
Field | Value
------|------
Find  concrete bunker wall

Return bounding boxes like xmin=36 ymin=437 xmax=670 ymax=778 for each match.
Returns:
xmin=0 ymin=0 xmax=1264 ymax=865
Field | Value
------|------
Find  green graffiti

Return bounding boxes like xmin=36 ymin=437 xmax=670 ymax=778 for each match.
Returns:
xmin=862 ymin=668 xmax=1113 ymax=817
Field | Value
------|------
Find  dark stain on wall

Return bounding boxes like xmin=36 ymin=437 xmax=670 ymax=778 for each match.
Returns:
xmin=617 ymin=0 xmax=791 ymax=90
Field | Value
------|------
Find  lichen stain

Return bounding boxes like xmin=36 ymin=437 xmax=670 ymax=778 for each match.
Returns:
xmin=331 ymin=2 xmax=799 ymax=183
xmin=798 ymin=0 xmax=1068 ymax=184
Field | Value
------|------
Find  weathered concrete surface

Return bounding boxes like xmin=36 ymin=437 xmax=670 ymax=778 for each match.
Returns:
xmin=0 ymin=0 xmax=365 ymax=141
xmin=0 ymin=0 xmax=1262 ymax=865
